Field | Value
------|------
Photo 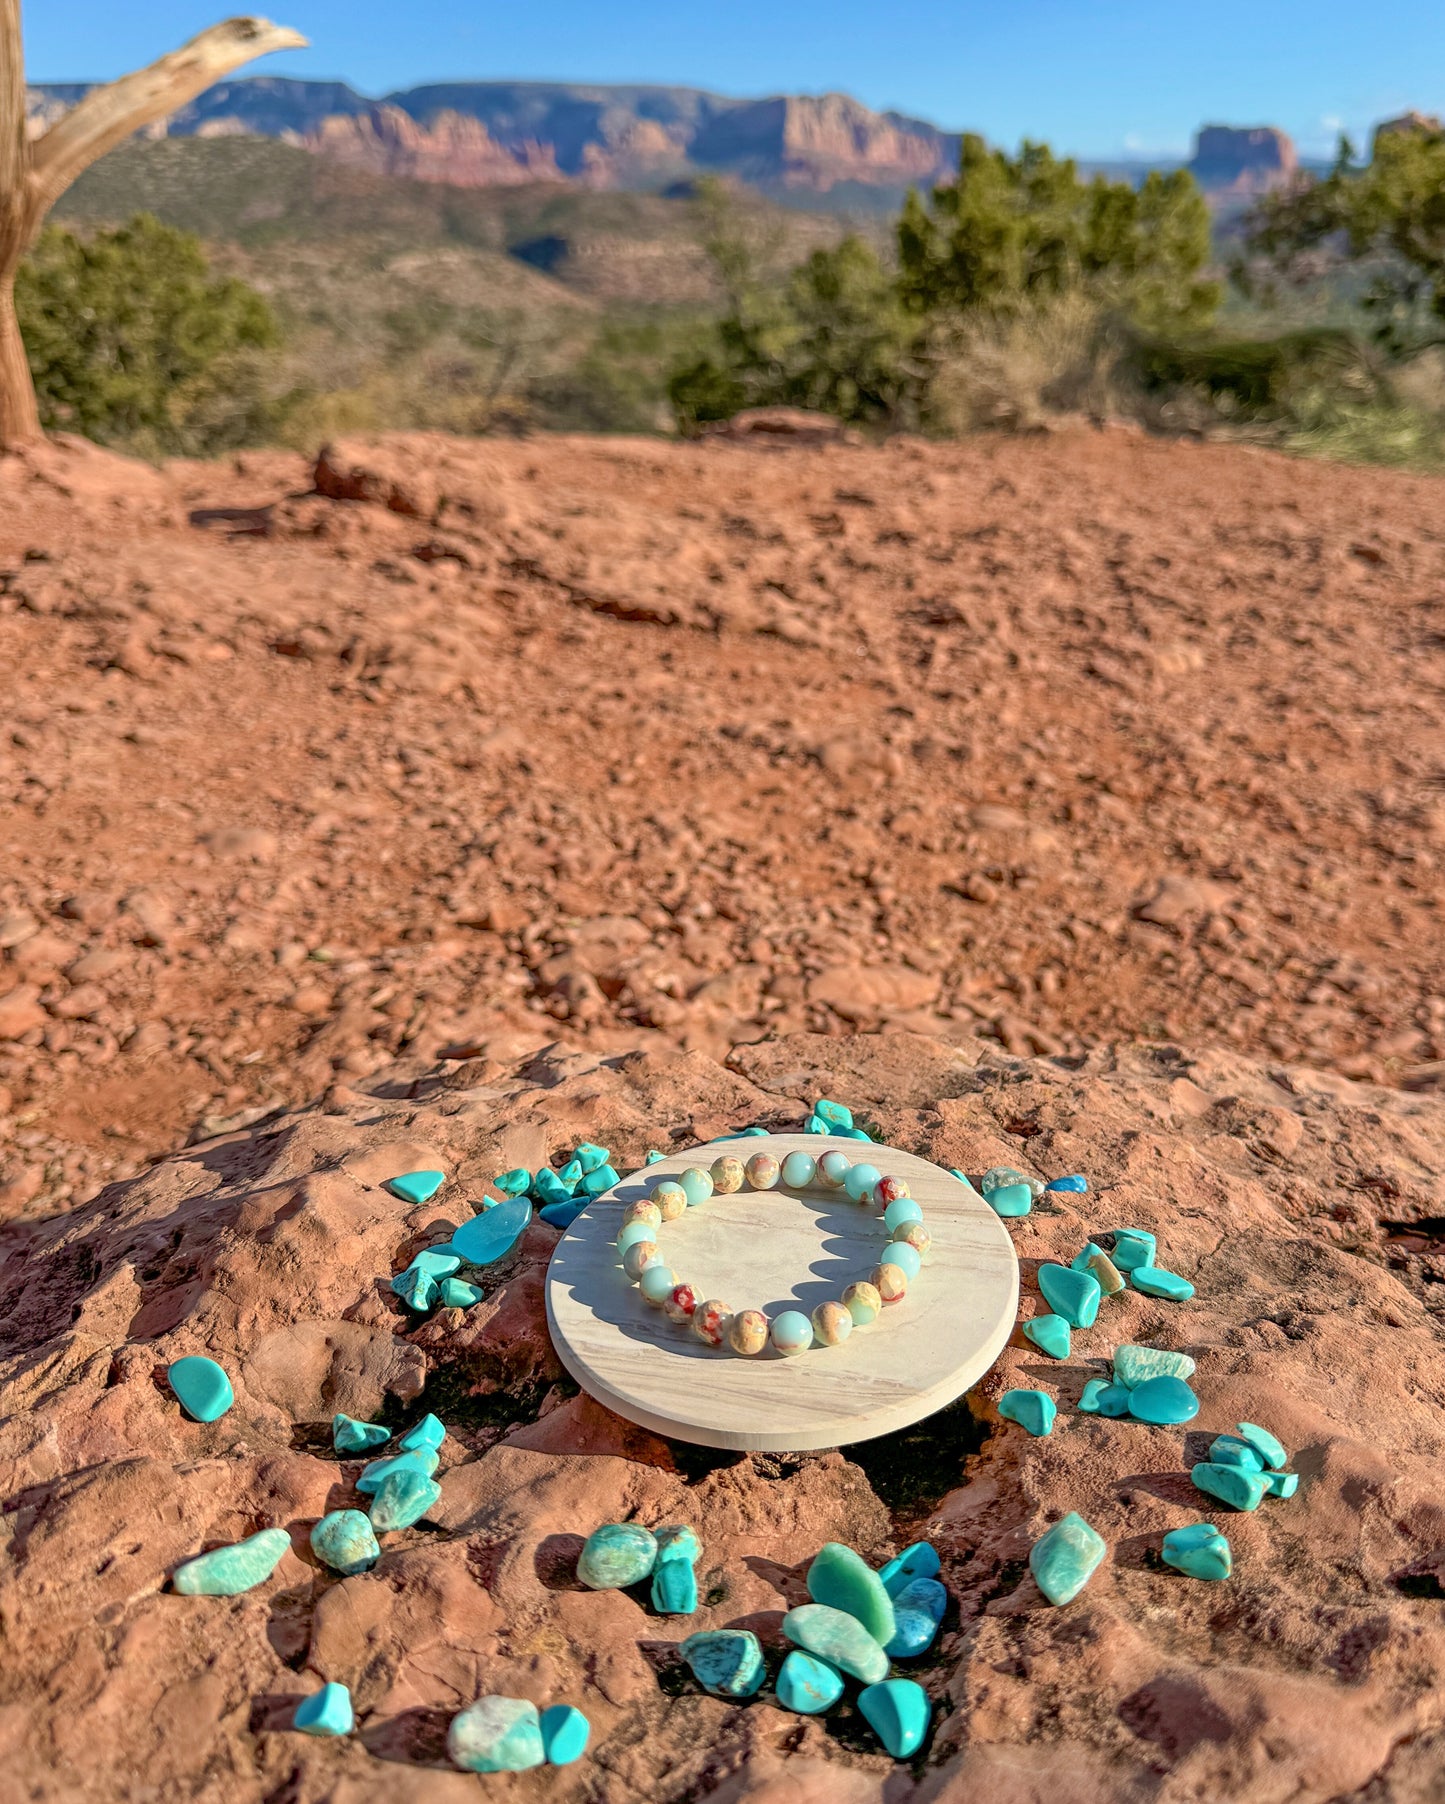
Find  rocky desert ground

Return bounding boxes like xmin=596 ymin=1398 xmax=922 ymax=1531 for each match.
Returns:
xmin=1 ymin=422 xmax=1444 ymax=1802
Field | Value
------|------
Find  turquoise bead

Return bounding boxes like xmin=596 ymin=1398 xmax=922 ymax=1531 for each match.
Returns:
xmin=678 ymin=1167 xmax=714 ymax=1206
xmin=369 ymin=1467 xmax=441 ymax=1531
xmin=812 ymin=1098 xmax=854 ymax=1129
xmin=1191 ymin=1462 xmax=1268 ymax=1511
xmin=883 ymin=1197 xmax=924 ymax=1234
xmin=356 ymin=1448 xmax=438 ymax=1493
xmin=1209 ymin=1434 xmax=1265 ymax=1473
xmin=493 ymin=1167 xmax=532 ymax=1197
xmin=333 ymin=1413 xmax=389 ymax=1454
xmin=399 ymin=1413 xmax=445 ymax=1452
xmin=1078 ymin=1378 xmax=1111 ymax=1414
xmin=781 ymin=1151 xmax=817 ymax=1188
xmin=1022 ymin=1314 xmax=1071 ymax=1359
xmin=806 ymin=1542 xmax=896 ymax=1644
xmin=1131 ymin=1266 xmax=1194 ymax=1300
xmin=1037 ymin=1264 xmax=1101 ymax=1329
xmin=776 ymin=1649 xmax=845 ymax=1713
xmin=1113 ymin=1344 xmax=1195 ymax=1387
xmin=1029 ymin=1511 xmax=1106 ymax=1605
xmin=294 ymin=1682 xmax=353 ymax=1737
xmin=385 ymin=1169 xmax=444 ymax=1204
xmin=639 ymin=1264 xmax=678 ymax=1304
xmin=1126 ymin=1375 xmax=1199 ymax=1425
xmin=782 ymin=1604 xmax=888 ymax=1682
xmin=886 ymin=1240 xmax=923 ymax=1283
xmin=680 ymin=1629 xmax=765 ymax=1697
xmin=998 ymin=1389 xmax=1057 ymax=1436
xmin=1110 ymin=1228 xmax=1156 ymax=1271
xmin=439 ymin=1277 xmax=484 ymax=1307
xmin=858 ymin=1678 xmax=931 ymax=1758
xmin=575 ymin=1143 xmax=611 ymax=1173
xmin=446 ymin=1196 xmax=531 ymax=1266
xmin=582 ymin=1164 xmax=620 ymax=1196
xmin=310 ymin=1509 xmax=380 ymax=1575
xmin=617 ymin=1221 xmax=657 ymax=1256
xmin=1236 ymin=1421 xmax=1288 ymax=1469
xmin=1263 ymin=1469 xmax=1299 ymax=1498
xmin=391 ymin=1267 xmax=437 ymax=1312
xmin=1162 ymin=1523 xmax=1232 ymax=1581
xmin=539 ymin=1703 xmax=590 ymax=1766
xmin=173 ymin=1527 xmax=291 ymax=1596
xmin=879 ymin=1542 xmax=940 ymax=1597
xmin=985 ymin=1181 xmax=1033 ymax=1217
xmin=845 ymin=1163 xmax=883 ymax=1202
xmin=771 ymin=1310 xmax=813 ymax=1356
xmin=407 ymin=1247 xmax=461 ymax=1279
xmin=884 ymin=1577 xmax=947 ymax=1656
xmin=167 ymin=1355 xmax=234 ymax=1423
xmin=447 ymin=1698 xmax=544 ymax=1773
xmin=577 ymin=1523 xmax=657 ymax=1589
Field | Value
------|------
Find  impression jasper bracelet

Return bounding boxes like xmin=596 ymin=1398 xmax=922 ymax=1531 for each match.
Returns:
xmin=614 ymin=1148 xmax=933 ymax=1357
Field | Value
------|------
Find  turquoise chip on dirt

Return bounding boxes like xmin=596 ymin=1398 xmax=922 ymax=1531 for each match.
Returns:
xmin=173 ymin=1527 xmax=291 ymax=1596
xmin=294 ymin=1682 xmax=353 ymax=1736
xmin=999 ymin=1389 xmax=1057 ymax=1436
xmin=167 ymin=1355 xmax=234 ymax=1423
xmin=310 ymin=1509 xmax=380 ymax=1575
xmin=390 ymin=1266 xmax=437 ymax=1312
xmin=1029 ymin=1511 xmax=1106 ymax=1605
xmin=540 ymin=1703 xmax=590 ymax=1766
xmin=1131 ymin=1266 xmax=1194 ymax=1300
xmin=776 ymin=1649 xmax=845 ymax=1713
xmin=680 ymin=1629 xmax=765 ymax=1697
xmin=439 ymin=1276 xmax=484 ymax=1307
xmin=1236 ymin=1421 xmax=1288 ymax=1469
xmin=1037 ymin=1263 xmax=1102 ymax=1328
xmin=493 ymin=1167 xmax=531 ymax=1197
xmin=1162 ymin=1523 xmax=1232 ymax=1581
xmin=398 ymin=1413 xmax=445 ymax=1452
xmin=385 ymin=1170 xmax=444 ymax=1204
xmin=858 ymin=1678 xmax=931 ymax=1757
xmin=575 ymin=1143 xmax=611 ymax=1173
xmin=333 ymin=1413 xmax=390 ymax=1454
xmin=984 ymin=1181 xmax=1032 ymax=1217
xmin=1191 ymin=1461 xmax=1268 ymax=1511
xmin=1022 ymin=1315 xmax=1071 ymax=1359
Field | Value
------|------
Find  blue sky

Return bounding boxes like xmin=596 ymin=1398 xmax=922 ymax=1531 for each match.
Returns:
xmin=21 ymin=0 xmax=1445 ymax=160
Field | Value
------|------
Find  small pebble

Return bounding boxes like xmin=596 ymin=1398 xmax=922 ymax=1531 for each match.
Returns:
xmin=575 ymin=1143 xmax=611 ymax=1174
xmin=1126 ymin=1375 xmax=1200 ymax=1425
xmin=651 ymin=1524 xmax=701 ymax=1613
xmin=1029 ymin=1510 xmax=1106 ymax=1605
xmin=581 ymin=1163 xmax=620 ymax=1197
xmin=1191 ymin=1462 xmax=1268 ymax=1511
xmin=448 ymin=1697 xmax=544 ymax=1773
xmin=310 ymin=1510 xmax=380 ymax=1575
xmin=1236 ymin=1421 xmax=1288 ymax=1469
xmin=1109 ymin=1228 xmax=1157 ymax=1272
xmin=438 ymin=1276 xmax=484 ymax=1306
xmin=1162 ymin=1522 xmax=1232 ymax=1581
xmin=446 ymin=1196 xmax=531 ymax=1266
xmin=356 ymin=1448 xmax=438 ymax=1493
xmin=1037 ymin=1263 xmax=1102 ymax=1328
xmin=812 ymin=1098 xmax=854 ymax=1129
xmin=493 ymin=1167 xmax=531 ymax=1197
xmin=398 ymin=1413 xmax=445 ymax=1452
xmin=173 ymin=1527 xmax=291 ymax=1596
xmin=294 ymin=1682 xmax=353 ymax=1737
xmin=985 ymin=1181 xmax=1033 ymax=1217
xmin=1023 ymin=1314 xmax=1071 ymax=1359
xmin=1078 ymin=1378 xmax=1112 ymax=1413
xmin=680 ymin=1629 xmax=765 ymax=1696
xmin=385 ymin=1170 xmax=444 ymax=1204
xmin=645 ymin=1150 xmax=666 ymax=1165
xmin=1088 ymin=1252 xmax=1126 ymax=1295
xmin=883 ymin=1576 xmax=947 ymax=1656
xmin=406 ymin=1247 xmax=461 ymax=1279
xmin=1263 ymin=1470 xmax=1300 ymax=1498
xmin=998 ymin=1389 xmax=1057 ymax=1436
xmin=1208 ymin=1434 xmax=1264 ymax=1472
xmin=369 ymin=1467 xmax=441 ymax=1531
xmin=537 ymin=1202 xmax=584 ymax=1231
xmin=577 ymin=1523 xmax=657 ymax=1589
xmin=857 ymin=1677 xmax=931 ymax=1758
xmin=981 ymin=1165 xmax=1029 ymax=1192
xmin=391 ymin=1266 xmax=437 ymax=1312
xmin=776 ymin=1649 xmax=845 ymax=1714
xmin=167 ymin=1355 xmax=234 ymax=1424
xmin=806 ymin=1542 xmax=896 ymax=1644
xmin=333 ymin=1413 xmax=389 ymax=1454
xmin=539 ymin=1703 xmax=590 ymax=1766
xmin=1131 ymin=1266 xmax=1194 ymax=1300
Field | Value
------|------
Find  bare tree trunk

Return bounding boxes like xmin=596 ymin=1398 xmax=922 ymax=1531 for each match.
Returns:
xmin=0 ymin=9 xmax=306 ymax=448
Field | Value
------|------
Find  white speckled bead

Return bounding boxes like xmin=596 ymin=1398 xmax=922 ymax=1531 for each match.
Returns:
xmin=811 ymin=1301 xmax=853 ymax=1347
xmin=744 ymin=1152 xmax=780 ymax=1190
xmin=622 ymin=1241 xmax=660 ymax=1280
xmin=639 ymin=1264 xmax=677 ymax=1305
xmin=816 ymin=1150 xmax=852 ymax=1189
xmin=781 ymin=1151 xmax=817 ymax=1189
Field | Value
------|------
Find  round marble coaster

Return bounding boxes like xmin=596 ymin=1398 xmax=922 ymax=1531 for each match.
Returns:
xmin=544 ymin=1133 xmax=1019 ymax=1452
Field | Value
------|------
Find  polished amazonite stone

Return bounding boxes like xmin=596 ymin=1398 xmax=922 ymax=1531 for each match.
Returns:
xmin=998 ymin=1389 xmax=1057 ymax=1437
xmin=539 ymin=1703 xmax=590 ymax=1766
xmin=385 ymin=1169 xmax=445 ymax=1204
xmin=399 ymin=1414 xmax=445 ymax=1452
xmin=1263 ymin=1469 xmax=1299 ymax=1498
xmin=575 ymin=1143 xmax=611 ymax=1174
xmin=1046 ymin=1174 xmax=1089 ymax=1192
xmin=817 ymin=1149 xmax=852 ymax=1188
xmin=678 ymin=1167 xmax=714 ymax=1206
xmin=782 ymin=1604 xmax=889 ymax=1682
xmin=680 ymin=1629 xmax=765 ymax=1696
xmin=1071 ymin=1241 xmax=1107 ymax=1272
xmin=1209 ymin=1434 xmax=1265 ymax=1472
xmin=639 ymin=1264 xmax=678 ymax=1306
xmin=1131 ymin=1266 xmax=1194 ymax=1300
xmin=1191 ymin=1462 xmax=1268 ymax=1511
xmin=1022 ymin=1314 xmax=1071 ymax=1359
xmin=844 ymin=1162 xmax=883 ymax=1202
xmin=391 ymin=1266 xmax=437 ymax=1312
xmin=807 ymin=1542 xmax=896 ymax=1643
xmin=781 ymin=1151 xmax=817 ymax=1188
xmin=370 ymin=1467 xmax=441 ymax=1531
xmin=294 ymin=1682 xmax=353 ymax=1737
xmin=1126 ymin=1375 xmax=1199 ymax=1425
xmin=173 ymin=1527 xmax=291 ymax=1595
xmin=356 ymin=1448 xmax=438 ymax=1493
xmin=167 ymin=1355 xmax=234 ymax=1423
xmin=310 ymin=1509 xmax=380 ymax=1575
xmin=984 ymin=1181 xmax=1032 ymax=1217
xmin=1037 ymin=1263 xmax=1101 ymax=1329
xmin=446 ymin=1196 xmax=531 ymax=1266
xmin=333 ymin=1412 xmax=389 ymax=1454
xmin=776 ymin=1649 xmax=845 ymax=1713
xmin=1113 ymin=1344 xmax=1196 ymax=1388
xmin=439 ymin=1277 xmax=485 ymax=1307
xmin=771 ymin=1309 xmax=814 ymax=1356
xmin=1236 ymin=1421 xmax=1288 ymax=1469
xmin=447 ymin=1697 xmax=544 ymax=1773
xmin=577 ymin=1523 xmax=657 ymax=1589
xmin=884 ymin=1240 xmax=922 ymax=1284
xmin=1162 ymin=1522 xmax=1232 ymax=1581
xmin=884 ymin=1576 xmax=947 ymax=1656
xmin=879 ymin=1542 xmax=941 ymax=1597
xmin=981 ymin=1165 xmax=1028 ymax=1192
xmin=858 ymin=1678 xmax=931 ymax=1758
xmin=1110 ymin=1227 xmax=1156 ymax=1271
xmin=1029 ymin=1511 xmax=1106 ymax=1605
xmin=842 ymin=1281 xmax=882 ymax=1325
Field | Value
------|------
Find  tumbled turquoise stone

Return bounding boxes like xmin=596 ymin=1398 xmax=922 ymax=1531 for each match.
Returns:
xmin=1126 ymin=1375 xmax=1199 ymax=1425
xmin=883 ymin=1197 xmax=924 ymax=1234
xmin=1071 ymin=1242 xmax=1107 ymax=1272
xmin=678 ymin=1167 xmax=714 ymax=1206
xmin=559 ymin=1159 xmax=584 ymax=1189
xmin=813 ymin=1098 xmax=854 ymax=1129
xmin=407 ymin=1247 xmax=461 ymax=1279
xmin=681 ymin=1629 xmax=765 ymax=1697
xmin=167 ymin=1355 xmax=234 ymax=1423
xmin=781 ymin=1151 xmax=817 ymax=1188
xmin=493 ymin=1168 xmax=532 ymax=1197
xmin=310 ymin=1509 xmax=380 ymax=1575
xmin=845 ymin=1162 xmax=883 ymax=1201
xmin=985 ymin=1181 xmax=1033 ymax=1217
xmin=1263 ymin=1469 xmax=1299 ymax=1498
xmin=447 ymin=1697 xmax=544 ymax=1773
xmin=173 ymin=1527 xmax=291 ymax=1596
xmin=582 ymin=1164 xmax=620 ymax=1197
xmin=1047 ymin=1174 xmax=1088 ymax=1193
xmin=446 ymin=1196 xmax=531 ymax=1266
xmin=1209 ymin=1434 xmax=1265 ymax=1473
xmin=439 ymin=1277 xmax=484 ymax=1307
xmin=981 ymin=1165 xmax=1028 ymax=1192
xmin=998 ymin=1388 xmax=1057 ymax=1436
xmin=1023 ymin=1314 xmax=1071 ymax=1359
xmin=804 ymin=1114 xmax=828 ymax=1134
xmin=370 ymin=1467 xmax=441 ymax=1531
xmin=540 ymin=1703 xmax=590 ymax=1766
xmin=807 ymin=1542 xmax=896 ymax=1644
xmin=333 ymin=1412 xmax=390 ymax=1454
xmin=886 ymin=1240 xmax=923 ymax=1283
xmin=356 ymin=1448 xmax=438 ymax=1493
xmin=645 ymin=1150 xmax=666 ymax=1165
xmin=884 ymin=1577 xmax=947 ymax=1656
xmin=1131 ymin=1266 xmax=1194 ymax=1300
xmin=1236 ymin=1421 xmax=1288 ymax=1469
xmin=391 ymin=1266 xmax=436 ymax=1312
xmin=1094 ymin=1383 xmax=1133 ymax=1417
xmin=1078 ymin=1377 xmax=1109 ymax=1413
xmin=538 ymin=1202 xmax=584 ymax=1230
xmin=651 ymin=1558 xmax=698 ymax=1613
xmin=294 ymin=1682 xmax=353 ymax=1736
xmin=577 ymin=1523 xmax=657 ymax=1589
xmin=399 ymin=1413 xmax=445 ymax=1453
xmin=385 ymin=1170 xmax=444 ymax=1204
xmin=777 ymin=1649 xmax=844 ymax=1713
xmin=1110 ymin=1228 xmax=1156 ymax=1271
xmin=1037 ymin=1264 xmax=1101 ymax=1329
xmin=1029 ymin=1511 xmax=1106 ymax=1605
xmin=1113 ymin=1344 xmax=1196 ymax=1388
xmin=879 ymin=1542 xmax=940 ymax=1597
xmin=1162 ymin=1523 xmax=1232 ymax=1581
xmin=1192 ymin=1461 xmax=1268 ymax=1511
xmin=533 ymin=1168 xmax=571 ymax=1206
xmin=575 ymin=1143 xmax=611 ymax=1173
xmin=858 ymin=1678 xmax=931 ymax=1758
xmin=782 ymin=1604 xmax=888 ymax=1682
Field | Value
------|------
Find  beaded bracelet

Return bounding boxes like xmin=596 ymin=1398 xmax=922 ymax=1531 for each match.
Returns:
xmin=615 ymin=1148 xmax=932 ymax=1357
